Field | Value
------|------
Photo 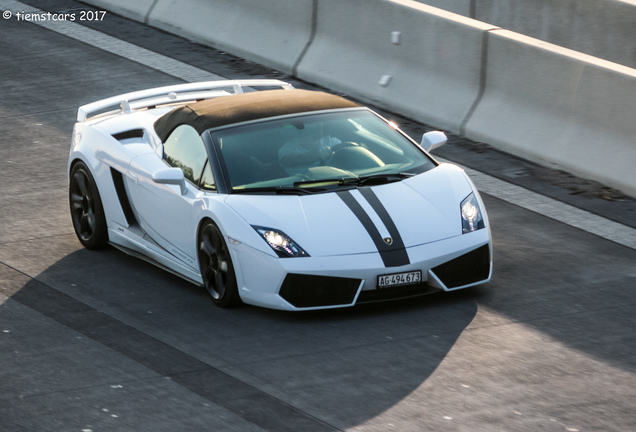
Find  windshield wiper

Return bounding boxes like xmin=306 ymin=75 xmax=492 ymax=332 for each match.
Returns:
xmin=292 ymin=173 xmax=415 ymax=189
xmin=357 ymin=172 xmax=415 ymax=186
xmin=293 ymin=177 xmax=359 ymax=188
xmin=231 ymin=186 xmax=323 ymax=195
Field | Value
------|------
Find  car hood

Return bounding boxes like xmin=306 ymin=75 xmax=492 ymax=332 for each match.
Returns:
xmin=225 ymin=163 xmax=474 ymax=257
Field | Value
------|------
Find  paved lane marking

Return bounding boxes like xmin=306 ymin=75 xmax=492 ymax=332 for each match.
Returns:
xmin=0 ymin=0 xmax=224 ymax=83
xmin=3 ymin=0 xmax=635 ymax=251
xmin=1 ymin=262 xmax=337 ymax=432
xmin=457 ymin=162 xmax=636 ymax=250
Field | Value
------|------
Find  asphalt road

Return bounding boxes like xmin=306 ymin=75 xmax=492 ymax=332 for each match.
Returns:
xmin=1 ymin=1 xmax=636 ymax=431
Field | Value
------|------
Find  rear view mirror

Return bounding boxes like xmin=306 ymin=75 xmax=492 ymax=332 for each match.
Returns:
xmin=420 ymin=131 xmax=447 ymax=153
xmin=153 ymin=167 xmax=187 ymax=195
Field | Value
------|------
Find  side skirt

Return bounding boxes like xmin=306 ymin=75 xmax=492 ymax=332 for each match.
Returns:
xmin=107 ymin=227 xmax=203 ymax=287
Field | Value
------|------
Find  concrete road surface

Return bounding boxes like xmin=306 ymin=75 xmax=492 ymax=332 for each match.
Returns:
xmin=1 ymin=1 xmax=635 ymax=431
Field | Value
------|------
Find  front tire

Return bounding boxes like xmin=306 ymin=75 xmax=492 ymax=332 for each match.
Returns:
xmin=198 ymin=220 xmax=241 ymax=308
xmin=69 ymin=161 xmax=108 ymax=249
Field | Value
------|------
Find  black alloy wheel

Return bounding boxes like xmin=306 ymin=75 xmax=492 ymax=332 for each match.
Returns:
xmin=69 ymin=161 xmax=108 ymax=249
xmin=198 ymin=220 xmax=241 ymax=308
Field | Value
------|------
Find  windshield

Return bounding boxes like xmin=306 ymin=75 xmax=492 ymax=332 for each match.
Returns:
xmin=209 ymin=108 xmax=437 ymax=194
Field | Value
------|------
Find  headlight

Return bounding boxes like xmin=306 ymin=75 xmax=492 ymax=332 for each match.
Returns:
xmin=461 ymin=193 xmax=485 ymax=234
xmin=253 ymin=226 xmax=309 ymax=258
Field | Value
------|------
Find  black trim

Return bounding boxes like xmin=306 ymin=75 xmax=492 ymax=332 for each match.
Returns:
xmin=337 ymin=190 xmax=410 ymax=268
xmin=110 ymin=168 xmax=137 ymax=226
xmin=112 ymin=129 xmax=145 ymax=141
xmin=202 ymin=132 xmax=230 ymax=195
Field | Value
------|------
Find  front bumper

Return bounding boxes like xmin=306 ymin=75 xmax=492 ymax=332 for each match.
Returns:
xmin=230 ymin=229 xmax=492 ymax=311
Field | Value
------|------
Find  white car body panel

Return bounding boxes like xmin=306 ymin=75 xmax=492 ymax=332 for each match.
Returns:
xmin=68 ymin=80 xmax=492 ymax=311
xmin=223 ymin=163 xmax=472 ymax=257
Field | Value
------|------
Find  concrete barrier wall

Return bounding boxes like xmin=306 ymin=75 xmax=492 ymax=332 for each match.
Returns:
xmin=476 ymin=0 xmax=636 ymax=69
xmin=81 ymin=0 xmax=636 ymax=196
xmin=295 ymin=0 xmax=495 ymax=133
xmin=464 ymin=30 xmax=636 ymax=196
xmin=83 ymin=0 xmax=315 ymax=74
xmin=415 ymin=0 xmax=471 ymax=16
xmin=146 ymin=0 xmax=314 ymax=74
xmin=414 ymin=0 xmax=636 ymax=69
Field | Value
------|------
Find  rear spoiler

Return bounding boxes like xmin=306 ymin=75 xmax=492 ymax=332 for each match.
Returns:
xmin=76 ymin=79 xmax=294 ymax=122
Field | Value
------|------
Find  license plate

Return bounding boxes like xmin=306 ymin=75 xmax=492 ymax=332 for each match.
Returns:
xmin=377 ymin=270 xmax=422 ymax=288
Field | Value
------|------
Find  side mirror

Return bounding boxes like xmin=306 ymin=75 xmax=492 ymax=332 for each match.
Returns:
xmin=420 ymin=131 xmax=447 ymax=153
xmin=153 ymin=167 xmax=187 ymax=195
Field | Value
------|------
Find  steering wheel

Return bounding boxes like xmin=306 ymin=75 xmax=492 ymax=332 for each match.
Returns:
xmin=330 ymin=141 xmax=359 ymax=152
xmin=318 ymin=142 xmax=358 ymax=166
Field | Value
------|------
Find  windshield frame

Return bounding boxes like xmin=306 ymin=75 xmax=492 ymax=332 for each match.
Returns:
xmin=206 ymin=107 xmax=438 ymax=195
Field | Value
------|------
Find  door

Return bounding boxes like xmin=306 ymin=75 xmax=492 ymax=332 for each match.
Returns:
xmin=126 ymin=125 xmax=212 ymax=268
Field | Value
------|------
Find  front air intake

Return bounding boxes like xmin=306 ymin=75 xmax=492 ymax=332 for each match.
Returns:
xmin=431 ymin=245 xmax=490 ymax=289
xmin=279 ymin=274 xmax=361 ymax=308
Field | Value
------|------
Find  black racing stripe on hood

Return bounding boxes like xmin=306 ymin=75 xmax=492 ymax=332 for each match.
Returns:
xmin=337 ymin=190 xmax=410 ymax=268
xmin=358 ymin=188 xmax=407 ymax=251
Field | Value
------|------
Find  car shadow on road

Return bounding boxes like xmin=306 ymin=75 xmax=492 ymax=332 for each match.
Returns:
xmin=1 ymin=245 xmax=478 ymax=430
xmin=475 ymin=195 xmax=636 ymax=373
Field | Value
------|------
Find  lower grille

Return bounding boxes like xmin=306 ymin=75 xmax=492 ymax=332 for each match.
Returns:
xmin=279 ymin=274 xmax=361 ymax=308
xmin=357 ymin=283 xmax=441 ymax=303
xmin=431 ymin=244 xmax=490 ymax=289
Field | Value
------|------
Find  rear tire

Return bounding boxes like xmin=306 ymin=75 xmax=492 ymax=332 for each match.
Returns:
xmin=198 ymin=220 xmax=241 ymax=308
xmin=69 ymin=161 xmax=108 ymax=249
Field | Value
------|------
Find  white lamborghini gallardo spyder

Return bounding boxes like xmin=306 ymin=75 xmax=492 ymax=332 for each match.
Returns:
xmin=68 ymin=79 xmax=492 ymax=311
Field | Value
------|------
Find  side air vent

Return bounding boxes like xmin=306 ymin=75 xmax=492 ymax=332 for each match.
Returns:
xmin=110 ymin=168 xmax=137 ymax=226
xmin=112 ymin=129 xmax=145 ymax=141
